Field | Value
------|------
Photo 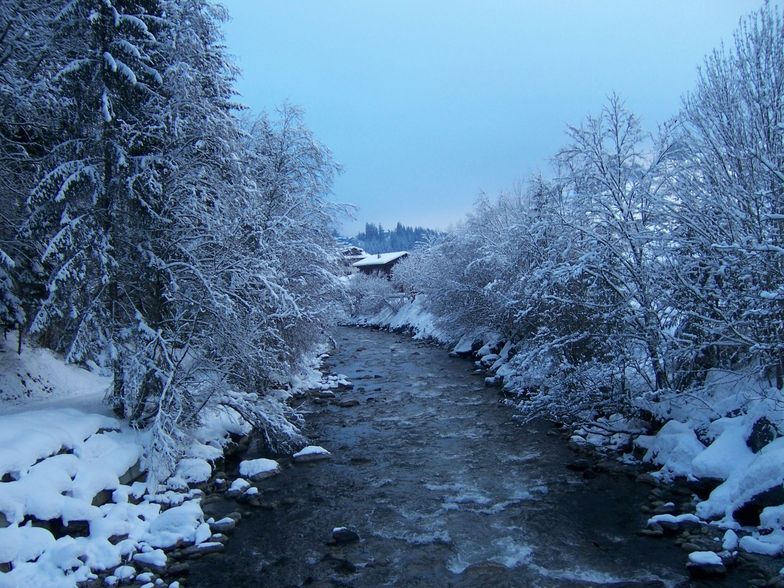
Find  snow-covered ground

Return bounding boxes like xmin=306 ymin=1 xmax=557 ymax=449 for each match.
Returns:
xmin=356 ymin=296 xmax=784 ymax=562
xmin=0 ymin=335 xmax=325 ymax=587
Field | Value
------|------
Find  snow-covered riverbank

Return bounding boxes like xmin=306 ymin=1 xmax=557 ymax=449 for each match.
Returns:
xmin=0 ymin=336 xmax=330 ymax=587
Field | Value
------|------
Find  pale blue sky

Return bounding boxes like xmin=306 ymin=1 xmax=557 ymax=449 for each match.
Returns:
xmin=219 ymin=1 xmax=764 ymax=235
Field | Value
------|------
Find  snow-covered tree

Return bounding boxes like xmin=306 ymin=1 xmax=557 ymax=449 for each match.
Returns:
xmin=673 ymin=1 xmax=784 ymax=388
xmin=5 ymin=1 xmax=344 ymax=483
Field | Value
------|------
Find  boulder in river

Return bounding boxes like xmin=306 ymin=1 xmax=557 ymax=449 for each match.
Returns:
xmin=686 ymin=550 xmax=726 ymax=578
xmin=330 ymin=527 xmax=360 ymax=545
xmin=293 ymin=446 xmax=332 ymax=463
xmin=238 ymin=459 xmax=281 ymax=481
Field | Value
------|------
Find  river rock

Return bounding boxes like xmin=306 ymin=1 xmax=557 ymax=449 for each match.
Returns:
xmin=114 ymin=565 xmax=137 ymax=581
xmin=337 ymin=399 xmax=360 ymax=408
xmin=238 ymin=458 xmax=281 ymax=481
xmin=134 ymin=571 xmax=155 ymax=584
xmin=208 ymin=517 xmax=236 ymax=534
xmin=566 ymin=459 xmax=592 ymax=472
xmin=180 ymin=542 xmax=224 ymax=559
xmin=636 ymin=473 xmax=660 ymax=486
xmin=225 ymin=511 xmax=242 ymax=522
xmin=293 ymin=446 xmax=332 ymax=463
xmin=747 ymin=416 xmax=779 ymax=453
xmin=686 ymin=551 xmax=726 ymax=578
xmin=132 ymin=549 xmax=167 ymax=573
xmin=166 ymin=562 xmax=190 ymax=576
xmin=653 ymin=502 xmax=677 ymax=515
xmin=331 ymin=527 xmax=360 ymax=544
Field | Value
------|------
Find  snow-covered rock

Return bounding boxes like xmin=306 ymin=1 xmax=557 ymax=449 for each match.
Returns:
xmin=133 ymin=549 xmax=167 ymax=571
xmin=722 ymin=529 xmax=739 ymax=551
xmin=0 ymin=524 xmax=56 ymax=564
xmin=145 ymin=500 xmax=205 ymax=548
xmin=697 ymin=436 xmax=784 ymax=522
xmin=173 ymin=458 xmax=212 ymax=485
xmin=238 ymin=458 xmax=280 ymax=481
xmin=688 ymin=551 xmax=723 ymax=566
xmin=635 ymin=420 xmax=705 ymax=479
xmin=293 ymin=446 xmax=332 ymax=463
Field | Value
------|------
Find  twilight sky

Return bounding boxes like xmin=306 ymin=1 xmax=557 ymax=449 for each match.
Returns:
xmin=219 ymin=1 xmax=764 ymax=235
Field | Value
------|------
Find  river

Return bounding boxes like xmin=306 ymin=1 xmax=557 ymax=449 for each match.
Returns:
xmin=190 ymin=326 xmax=695 ymax=587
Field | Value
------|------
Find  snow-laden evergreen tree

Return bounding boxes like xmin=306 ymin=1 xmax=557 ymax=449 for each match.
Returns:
xmin=0 ymin=0 xmax=64 ymax=335
xmin=23 ymin=0 xmax=165 ymax=363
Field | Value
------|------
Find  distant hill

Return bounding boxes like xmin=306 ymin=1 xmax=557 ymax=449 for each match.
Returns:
xmin=347 ymin=222 xmax=441 ymax=254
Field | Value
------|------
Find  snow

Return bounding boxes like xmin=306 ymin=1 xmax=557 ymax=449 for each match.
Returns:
xmin=352 ymin=251 xmax=408 ymax=267
xmin=174 ymin=458 xmax=212 ymax=484
xmin=229 ymin=478 xmax=250 ymax=493
xmin=114 ymin=565 xmax=135 ymax=580
xmin=0 ymin=411 xmax=143 ymax=526
xmin=691 ymin=416 xmax=755 ymax=480
xmin=238 ymin=458 xmax=280 ymax=480
xmin=0 ymin=524 xmax=56 ymax=564
xmin=359 ymin=295 xmax=449 ymax=342
xmin=740 ymin=535 xmax=784 ymax=556
xmin=0 ymin=339 xmax=262 ymax=586
xmin=697 ymin=436 xmax=784 ymax=521
xmin=145 ymin=500 xmax=205 ymax=548
xmin=133 ymin=549 xmax=167 ymax=568
xmin=453 ymin=333 xmax=477 ymax=354
xmin=722 ymin=529 xmax=739 ymax=551
xmin=293 ymin=445 xmax=331 ymax=459
xmin=133 ymin=549 xmax=167 ymax=569
xmin=688 ymin=551 xmax=723 ymax=566
xmin=0 ymin=336 xmax=111 ymax=414
xmin=648 ymin=513 xmax=701 ymax=525
xmin=635 ymin=420 xmax=705 ymax=479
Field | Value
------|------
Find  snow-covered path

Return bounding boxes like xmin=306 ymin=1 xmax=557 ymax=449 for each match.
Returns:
xmin=190 ymin=327 xmax=690 ymax=587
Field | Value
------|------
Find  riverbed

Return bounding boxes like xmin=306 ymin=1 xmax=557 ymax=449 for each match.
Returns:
xmin=190 ymin=326 xmax=692 ymax=586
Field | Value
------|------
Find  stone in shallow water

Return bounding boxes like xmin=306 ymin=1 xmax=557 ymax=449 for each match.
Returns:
xmin=238 ymin=459 xmax=280 ymax=481
xmin=208 ymin=517 xmax=236 ymax=534
xmin=293 ymin=446 xmax=332 ymax=463
xmin=331 ymin=527 xmax=360 ymax=545
xmin=687 ymin=550 xmax=726 ymax=578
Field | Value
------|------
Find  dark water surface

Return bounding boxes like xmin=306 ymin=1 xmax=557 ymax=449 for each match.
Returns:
xmin=191 ymin=326 xmax=692 ymax=587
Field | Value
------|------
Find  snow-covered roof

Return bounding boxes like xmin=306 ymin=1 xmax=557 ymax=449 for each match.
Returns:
xmin=352 ymin=251 xmax=408 ymax=267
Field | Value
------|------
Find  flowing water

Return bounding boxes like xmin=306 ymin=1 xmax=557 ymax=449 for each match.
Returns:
xmin=190 ymin=326 xmax=692 ymax=587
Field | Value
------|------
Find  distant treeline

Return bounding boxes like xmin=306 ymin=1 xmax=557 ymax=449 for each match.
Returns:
xmin=351 ymin=222 xmax=440 ymax=253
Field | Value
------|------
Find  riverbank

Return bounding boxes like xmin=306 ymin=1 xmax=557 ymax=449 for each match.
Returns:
xmin=0 ymin=338 xmax=333 ymax=587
